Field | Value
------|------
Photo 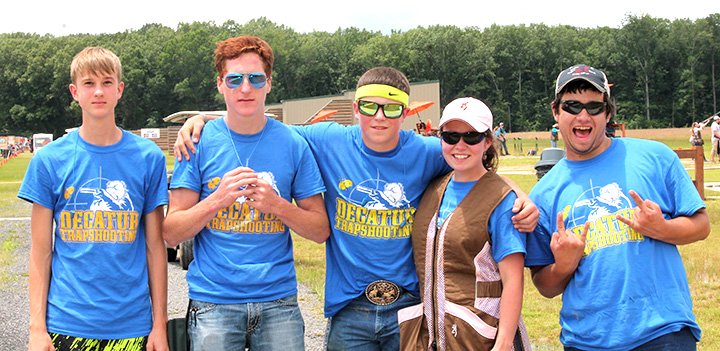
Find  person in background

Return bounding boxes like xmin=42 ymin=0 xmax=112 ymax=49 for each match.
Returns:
xmin=526 ymin=63 xmax=709 ymax=350
xmin=399 ymin=97 xmax=531 ymax=350
xmin=550 ymin=123 xmax=559 ymax=148
xmin=690 ymin=121 xmax=708 ymax=161
xmin=494 ymin=122 xmax=509 ymax=155
xmin=19 ymin=47 xmax=169 ymax=351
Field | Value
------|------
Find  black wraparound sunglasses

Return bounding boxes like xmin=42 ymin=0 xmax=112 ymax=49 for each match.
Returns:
xmin=440 ymin=131 xmax=486 ymax=145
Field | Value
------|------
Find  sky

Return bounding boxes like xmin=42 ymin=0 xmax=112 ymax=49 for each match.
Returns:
xmin=2 ymin=0 xmax=717 ymax=36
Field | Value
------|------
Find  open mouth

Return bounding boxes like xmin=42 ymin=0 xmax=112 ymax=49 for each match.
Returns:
xmin=573 ymin=126 xmax=592 ymax=138
xmin=453 ymin=154 xmax=469 ymax=160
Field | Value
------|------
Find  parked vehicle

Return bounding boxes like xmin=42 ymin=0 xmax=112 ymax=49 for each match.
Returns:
xmin=32 ymin=133 xmax=53 ymax=153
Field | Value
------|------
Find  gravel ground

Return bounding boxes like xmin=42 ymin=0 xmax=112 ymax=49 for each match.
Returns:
xmin=0 ymin=217 xmax=326 ymax=350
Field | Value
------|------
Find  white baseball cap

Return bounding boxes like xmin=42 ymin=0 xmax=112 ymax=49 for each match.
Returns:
xmin=439 ymin=97 xmax=493 ymax=132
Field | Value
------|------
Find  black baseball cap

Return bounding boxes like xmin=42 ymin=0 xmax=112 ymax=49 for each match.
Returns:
xmin=555 ymin=64 xmax=611 ymax=97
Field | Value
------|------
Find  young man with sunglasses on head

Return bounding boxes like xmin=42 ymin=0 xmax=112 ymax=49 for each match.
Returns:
xmin=174 ymin=66 xmax=539 ymax=350
xmin=162 ymin=36 xmax=329 ymax=351
xmin=525 ymin=64 xmax=709 ymax=350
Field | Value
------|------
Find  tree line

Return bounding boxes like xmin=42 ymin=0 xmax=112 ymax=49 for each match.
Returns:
xmin=1 ymin=15 xmax=718 ymax=137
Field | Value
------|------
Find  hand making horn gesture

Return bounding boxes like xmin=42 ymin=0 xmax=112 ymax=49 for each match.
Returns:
xmin=616 ymin=190 xmax=665 ymax=239
xmin=550 ymin=213 xmax=588 ymax=273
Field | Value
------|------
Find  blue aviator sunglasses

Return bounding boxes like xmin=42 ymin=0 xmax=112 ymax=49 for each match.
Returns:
xmin=224 ymin=72 xmax=268 ymax=89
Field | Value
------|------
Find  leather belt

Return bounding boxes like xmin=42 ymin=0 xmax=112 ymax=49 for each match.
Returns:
xmin=365 ymin=280 xmax=401 ymax=305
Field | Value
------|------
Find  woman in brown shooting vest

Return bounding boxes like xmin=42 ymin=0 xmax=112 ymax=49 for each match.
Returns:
xmin=398 ymin=97 xmax=531 ymax=351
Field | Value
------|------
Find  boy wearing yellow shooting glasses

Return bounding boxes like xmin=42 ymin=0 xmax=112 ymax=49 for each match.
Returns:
xmin=174 ymin=66 xmax=539 ymax=350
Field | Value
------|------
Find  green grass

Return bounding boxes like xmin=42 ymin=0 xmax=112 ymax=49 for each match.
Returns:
xmin=0 ymin=153 xmax=31 ymax=182
xmin=164 ymin=150 xmax=175 ymax=173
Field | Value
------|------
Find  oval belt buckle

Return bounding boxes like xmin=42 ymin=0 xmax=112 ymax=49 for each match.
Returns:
xmin=365 ymin=280 xmax=400 ymax=305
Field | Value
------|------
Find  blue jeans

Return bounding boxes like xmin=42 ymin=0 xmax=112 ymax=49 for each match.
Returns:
xmin=500 ymin=140 xmax=509 ymax=155
xmin=564 ymin=327 xmax=696 ymax=351
xmin=325 ymin=290 xmax=420 ymax=351
xmin=187 ymin=295 xmax=304 ymax=351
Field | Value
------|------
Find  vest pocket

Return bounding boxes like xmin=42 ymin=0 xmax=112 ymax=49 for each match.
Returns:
xmin=445 ymin=300 xmax=497 ymax=349
xmin=398 ymin=304 xmax=429 ymax=351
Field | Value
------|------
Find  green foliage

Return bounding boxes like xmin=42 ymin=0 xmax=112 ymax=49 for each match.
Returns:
xmin=0 ymin=14 xmax=719 ymax=136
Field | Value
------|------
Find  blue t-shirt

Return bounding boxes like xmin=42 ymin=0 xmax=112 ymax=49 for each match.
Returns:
xmin=18 ymin=130 xmax=168 ymax=339
xmin=438 ymin=179 xmax=525 ymax=262
xmin=526 ymin=138 xmax=704 ymax=350
xmin=293 ymin=122 xmax=452 ymax=317
xmin=171 ymin=117 xmax=325 ymax=304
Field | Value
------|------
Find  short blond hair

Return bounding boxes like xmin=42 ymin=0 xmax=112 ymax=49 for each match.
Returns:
xmin=70 ymin=47 xmax=122 ymax=83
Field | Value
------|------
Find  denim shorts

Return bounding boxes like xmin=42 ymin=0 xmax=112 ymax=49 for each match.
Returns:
xmin=325 ymin=290 xmax=420 ymax=351
xmin=187 ymin=295 xmax=304 ymax=351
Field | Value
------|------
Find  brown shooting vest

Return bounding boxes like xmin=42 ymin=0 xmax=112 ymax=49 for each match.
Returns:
xmin=398 ymin=172 xmax=531 ymax=351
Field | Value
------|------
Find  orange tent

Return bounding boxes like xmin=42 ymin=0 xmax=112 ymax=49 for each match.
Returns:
xmin=309 ymin=110 xmax=338 ymax=124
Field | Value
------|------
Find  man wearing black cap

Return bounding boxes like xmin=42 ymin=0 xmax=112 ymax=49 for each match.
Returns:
xmin=525 ymin=64 xmax=710 ymax=350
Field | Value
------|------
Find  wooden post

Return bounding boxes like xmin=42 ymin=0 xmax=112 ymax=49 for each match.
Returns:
xmin=673 ymin=146 xmax=705 ymax=200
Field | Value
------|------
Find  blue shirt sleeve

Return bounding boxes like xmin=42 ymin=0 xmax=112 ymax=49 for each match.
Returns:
xmin=488 ymin=191 xmax=526 ymax=263
xmin=18 ymin=149 xmax=57 ymax=209
xmin=524 ymin=191 xmax=555 ymax=267
xmin=170 ymin=142 xmax=202 ymax=193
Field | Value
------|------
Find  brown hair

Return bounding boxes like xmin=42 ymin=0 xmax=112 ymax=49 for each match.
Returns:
xmin=214 ymin=36 xmax=274 ymax=78
xmin=356 ymin=67 xmax=410 ymax=94
xmin=484 ymin=130 xmax=500 ymax=173
xmin=70 ymin=47 xmax=122 ymax=83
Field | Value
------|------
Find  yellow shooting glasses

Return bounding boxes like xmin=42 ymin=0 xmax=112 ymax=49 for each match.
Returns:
xmin=355 ymin=84 xmax=410 ymax=107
